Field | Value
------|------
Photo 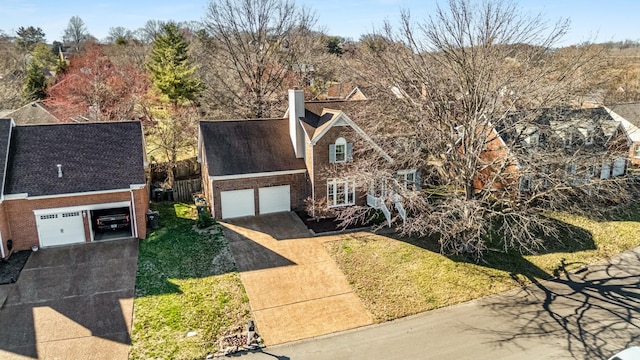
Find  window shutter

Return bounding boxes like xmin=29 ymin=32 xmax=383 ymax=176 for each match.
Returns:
xmin=346 ymin=143 xmax=353 ymax=162
xmin=415 ymin=171 xmax=421 ymax=190
xmin=329 ymin=144 xmax=336 ymax=163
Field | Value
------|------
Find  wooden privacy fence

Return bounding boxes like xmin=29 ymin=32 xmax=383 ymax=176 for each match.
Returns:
xmin=172 ymin=178 xmax=202 ymax=202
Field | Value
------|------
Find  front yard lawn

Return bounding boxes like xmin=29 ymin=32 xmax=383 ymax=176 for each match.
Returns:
xmin=325 ymin=208 xmax=640 ymax=322
xmin=130 ymin=203 xmax=251 ymax=360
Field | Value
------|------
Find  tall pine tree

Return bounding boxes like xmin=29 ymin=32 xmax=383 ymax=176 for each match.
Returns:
xmin=147 ymin=23 xmax=203 ymax=107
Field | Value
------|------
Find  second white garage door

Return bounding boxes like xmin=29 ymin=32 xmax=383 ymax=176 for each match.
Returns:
xmin=37 ymin=211 xmax=86 ymax=248
xmin=259 ymin=185 xmax=290 ymax=214
xmin=220 ymin=189 xmax=255 ymax=219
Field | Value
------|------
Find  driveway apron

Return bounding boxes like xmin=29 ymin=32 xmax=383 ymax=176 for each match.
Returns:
xmin=0 ymin=238 xmax=138 ymax=360
xmin=223 ymin=212 xmax=373 ymax=345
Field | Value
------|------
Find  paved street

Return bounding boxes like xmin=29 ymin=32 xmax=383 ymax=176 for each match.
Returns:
xmin=233 ymin=247 xmax=640 ymax=360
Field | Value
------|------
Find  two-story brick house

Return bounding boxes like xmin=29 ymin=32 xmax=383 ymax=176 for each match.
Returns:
xmin=198 ymin=89 xmax=407 ymax=223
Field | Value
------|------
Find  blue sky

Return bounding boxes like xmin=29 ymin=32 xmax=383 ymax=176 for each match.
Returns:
xmin=1 ymin=0 xmax=639 ymax=45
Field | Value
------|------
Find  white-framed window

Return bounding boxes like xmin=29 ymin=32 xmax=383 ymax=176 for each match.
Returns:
xmin=526 ymin=133 xmax=539 ymax=147
xmin=585 ymin=127 xmax=594 ymax=145
xmin=564 ymin=131 xmax=573 ymax=147
xmin=329 ymin=137 xmax=353 ymax=163
xmin=519 ymin=176 xmax=532 ymax=192
xmin=327 ymin=178 xmax=356 ymax=207
xmin=565 ymin=162 xmax=577 ymax=175
xmin=634 ymin=143 xmax=640 ymax=158
xmin=396 ymin=169 xmax=420 ymax=191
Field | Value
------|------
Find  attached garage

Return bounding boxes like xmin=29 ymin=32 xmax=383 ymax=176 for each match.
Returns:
xmin=259 ymin=185 xmax=290 ymax=214
xmin=221 ymin=189 xmax=255 ymax=219
xmin=36 ymin=211 xmax=85 ymax=248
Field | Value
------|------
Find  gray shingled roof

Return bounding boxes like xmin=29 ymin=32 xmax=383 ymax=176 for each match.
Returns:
xmin=2 ymin=102 xmax=59 ymax=125
xmin=608 ymin=102 xmax=640 ymax=128
xmin=0 ymin=119 xmax=13 ymax=198
xmin=5 ymin=121 xmax=146 ymax=196
xmin=200 ymin=119 xmax=305 ymax=176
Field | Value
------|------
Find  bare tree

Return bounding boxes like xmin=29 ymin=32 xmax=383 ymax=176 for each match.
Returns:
xmin=105 ymin=26 xmax=134 ymax=45
xmin=198 ymin=0 xmax=317 ymax=118
xmin=0 ymin=35 xmax=26 ymax=108
xmin=332 ymin=0 xmax=633 ymax=260
xmin=63 ymin=16 xmax=91 ymax=52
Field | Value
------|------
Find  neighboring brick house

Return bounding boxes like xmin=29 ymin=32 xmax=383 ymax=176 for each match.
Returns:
xmin=198 ymin=89 xmax=407 ymax=223
xmin=493 ymin=107 xmax=628 ymax=194
xmin=0 ymin=119 xmax=149 ymax=258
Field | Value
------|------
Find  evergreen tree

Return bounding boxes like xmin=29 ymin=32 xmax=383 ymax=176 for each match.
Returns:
xmin=147 ymin=22 xmax=203 ymax=107
xmin=22 ymin=61 xmax=46 ymax=102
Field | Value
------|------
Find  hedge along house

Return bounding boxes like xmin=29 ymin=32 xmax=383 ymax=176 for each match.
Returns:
xmin=198 ymin=89 xmax=401 ymax=221
xmin=0 ymin=119 xmax=149 ymax=259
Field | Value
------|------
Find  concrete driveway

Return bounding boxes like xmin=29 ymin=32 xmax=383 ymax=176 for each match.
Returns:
xmin=222 ymin=212 xmax=373 ymax=345
xmin=0 ymin=238 xmax=138 ymax=360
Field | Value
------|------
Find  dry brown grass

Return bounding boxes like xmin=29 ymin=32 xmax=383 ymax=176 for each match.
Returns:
xmin=325 ymin=209 xmax=640 ymax=322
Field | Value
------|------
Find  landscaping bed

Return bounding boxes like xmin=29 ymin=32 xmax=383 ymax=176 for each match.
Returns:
xmin=0 ymin=251 xmax=31 ymax=285
xmin=295 ymin=210 xmax=373 ymax=234
xmin=324 ymin=207 xmax=640 ymax=322
xmin=130 ymin=203 xmax=251 ymax=360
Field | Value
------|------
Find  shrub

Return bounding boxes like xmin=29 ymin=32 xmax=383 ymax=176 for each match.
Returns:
xmin=196 ymin=209 xmax=215 ymax=228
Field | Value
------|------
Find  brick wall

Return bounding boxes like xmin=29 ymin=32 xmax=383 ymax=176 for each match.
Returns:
xmin=311 ymin=126 xmax=366 ymax=206
xmin=210 ymin=173 xmax=308 ymax=218
xmin=2 ymin=188 xmax=149 ymax=253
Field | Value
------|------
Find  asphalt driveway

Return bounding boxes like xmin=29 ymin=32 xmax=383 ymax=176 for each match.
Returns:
xmin=222 ymin=212 xmax=373 ymax=345
xmin=0 ymin=238 xmax=138 ymax=360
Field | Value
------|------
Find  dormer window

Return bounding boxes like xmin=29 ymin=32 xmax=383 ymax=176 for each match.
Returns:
xmin=585 ymin=126 xmax=594 ymax=145
xmin=526 ymin=133 xmax=539 ymax=147
xmin=329 ymin=137 xmax=353 ymax=163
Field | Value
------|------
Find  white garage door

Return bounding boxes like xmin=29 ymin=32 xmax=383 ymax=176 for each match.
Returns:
xmin=37 ymin=211 xmax=85 ymax=247
xmin=259 ymin=185 xmax=290 ymax=214
xmin=220 ymin=189 xmax=255 ymax=219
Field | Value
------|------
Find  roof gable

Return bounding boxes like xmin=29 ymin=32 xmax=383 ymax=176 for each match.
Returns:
xmin=4 ymin=121 xmax=146 ymax=197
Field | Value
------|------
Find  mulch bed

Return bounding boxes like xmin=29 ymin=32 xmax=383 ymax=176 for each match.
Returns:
xmin=295 ymin=211 xmax=372 ymax=234
xmin=0 ymin=251 xmax=31 ymax=284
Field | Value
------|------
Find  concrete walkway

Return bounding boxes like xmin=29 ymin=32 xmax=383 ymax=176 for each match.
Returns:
xmin=222 ymin=212 xmax=373 ymax=345
xmin=0 ymin=239 xmax=138 ymax=360
xmin=225 ymin=246 xmax=640 ymax=360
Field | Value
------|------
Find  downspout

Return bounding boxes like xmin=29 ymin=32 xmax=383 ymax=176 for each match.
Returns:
xmin=130 ymin=189 xmax=138 ymax=238
xmin=0 ymin=231 xmax=5 ymax=259
xmin=311 ymin=143 xmax=315 ymax=218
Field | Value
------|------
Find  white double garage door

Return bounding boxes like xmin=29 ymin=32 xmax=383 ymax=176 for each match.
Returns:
xmin=220 ymin=185 xmax=290 ymax=219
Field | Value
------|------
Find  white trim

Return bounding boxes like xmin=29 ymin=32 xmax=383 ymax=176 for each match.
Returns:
xmin=0 ymin=232 xmax=4 ymax=259
xmin=33 ymin=201 xmax=131 ymax=215
xmin=211 ymin=169 xmax=306 ymax=181
xmin=87 ymin=210 xmax=94 ymax=242
xmin=130 ymin=184 xmax=146 ymax=190
xmin=4 ymin=193 xmax=28 ymax=200
xmin=7 ymin=187 xmax=142 ymax=201
xmin=130 ymin=189 xmax=138 ymax=238
xmin=310 ymin=112 xmax=393 ymax=163
xmin=0 ymin=120 xmax=14 ymax=203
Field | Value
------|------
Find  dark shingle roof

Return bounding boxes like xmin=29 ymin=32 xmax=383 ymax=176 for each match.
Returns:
xmin=0 ymin=119 xmax=13 ymax=197
xmin=5 ymin=121 xmax=146 ymax=196
xmin=200 ymin=119 xmax=305 ymax=176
